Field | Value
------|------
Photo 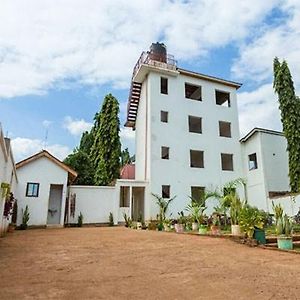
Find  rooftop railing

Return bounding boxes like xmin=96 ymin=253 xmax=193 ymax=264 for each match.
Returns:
xmin=132 ymin=51 xmax=177 ymax=79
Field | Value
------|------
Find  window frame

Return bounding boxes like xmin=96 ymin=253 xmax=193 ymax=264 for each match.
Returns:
xmin=160 ymin=77 xmax=168 ymax=95
xmin=161 ymin=146 xmax=170 ymax=160
xmin=160 ymin=110 xmax=168 ymax=123
xmin=162 ymin=185 xmax=170 ymax=199
xmin=185 ymin=83 xmax=202 ymax=101
xmin=216 ymin=90 xmax=231 ymax=107
xmin=188 ymin=115 xmax=202 ymax=134
xmin=191 ymin=186 xmax=205 ymax=203
xmin=248 ymin=153 xmax=258 ymax=170
xmin=221 ymin=153 xmax=234 ymax=171
xmin=190 ymin=150 xmax=204 ymax=168
xmin=26 ymin=182 xmax=40 ymax=197
xmin=219 ymin=121 xmax=232 ymax=138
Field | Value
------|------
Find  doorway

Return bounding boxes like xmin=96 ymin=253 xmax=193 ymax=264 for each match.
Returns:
xmin=47 ymin=184 xmax=63 ymax=225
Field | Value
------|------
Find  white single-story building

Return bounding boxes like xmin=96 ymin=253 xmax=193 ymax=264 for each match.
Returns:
xmin=16 ymin=150 xmax=77 ymax=227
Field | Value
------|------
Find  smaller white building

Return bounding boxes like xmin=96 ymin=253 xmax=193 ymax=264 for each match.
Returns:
xmin=240 ymin=127 xmax=298 ymax=213
xmin=16 ymin=150 xmax=77 ymax=227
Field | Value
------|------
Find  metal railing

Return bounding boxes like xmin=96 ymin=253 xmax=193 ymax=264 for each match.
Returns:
xmin=132 ymin=51 xmax=177 ymax=79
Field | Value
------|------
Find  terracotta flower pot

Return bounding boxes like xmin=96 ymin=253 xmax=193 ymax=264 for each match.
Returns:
xmin=210 ymin=225 xmax=220 ymax=235
xmin=175 ymin=224 xmax=184 ymax=233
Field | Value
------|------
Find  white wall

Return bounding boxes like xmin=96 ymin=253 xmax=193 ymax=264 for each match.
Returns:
xmin=136 ymin=71 xmax=243 ymax=219
xmin=271 ymin=195 xmax=300 ymax=216
xmin=16 ymin=157 xmax=68 ymax=226
xmin=261 ymin=133 xmax=289 ymax=192
xmin=68 ymin=186 xmax=117 ymax=224
xmin=241 ymin=132 xmax=269 ymax=210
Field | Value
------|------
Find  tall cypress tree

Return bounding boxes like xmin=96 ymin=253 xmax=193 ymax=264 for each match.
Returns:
xmin=273 ymin=57 xmax=300 ymax=193
xmin=90 ymin=93 xmax=121 ymax=185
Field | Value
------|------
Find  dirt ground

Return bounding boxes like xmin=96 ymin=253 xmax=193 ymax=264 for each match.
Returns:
xmin=0 ymin=227 xmax=299 ymax=300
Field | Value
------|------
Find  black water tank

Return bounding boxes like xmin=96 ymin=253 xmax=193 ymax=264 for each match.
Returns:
xmin=149 ymin=42 xmax=167 ymax=63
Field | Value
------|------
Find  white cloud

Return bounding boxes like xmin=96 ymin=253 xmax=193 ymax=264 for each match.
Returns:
xmin=120 ymin=127 xmax=135 ymax=154
xmin=0 ymin=0 xmax=280 ymax=99
xmin=63 ymin=116 xmax=93 ymax=136
xmin=238 ymin=84 xmax=282 ymax=137
xmin=42 ymin=120 xmax=52 ymax=128
xmin=11 ymin=137 xmax=71 ymax=162
xmin=232 ymin=1 xmax=300 ymax=88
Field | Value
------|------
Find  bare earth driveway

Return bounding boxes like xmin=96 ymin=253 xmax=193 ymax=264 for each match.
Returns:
xmin=0 ymin=227 xmax=299 ymax=300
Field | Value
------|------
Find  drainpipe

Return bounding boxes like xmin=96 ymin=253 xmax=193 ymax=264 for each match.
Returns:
xmin=144 ymin=76 xmax=148 ymax=180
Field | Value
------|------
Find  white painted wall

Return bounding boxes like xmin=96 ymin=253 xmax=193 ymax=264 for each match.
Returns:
xmin=271 ymin=195 xmax=300 ymax=217
xmin=241 ymin=131 xmax=290 ymax=212
xmin=261 ymin=133 xmax=289 ymax=192
xmin=135 ymin=69 xmax=243 ymax=219
xmin=68 ymin=186 xmax=117 ymax=224
xmin=16 ymin=157 xmax=68 ymax=226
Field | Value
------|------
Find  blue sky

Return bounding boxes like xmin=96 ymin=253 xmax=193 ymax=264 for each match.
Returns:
xmin=0 ymin=0 xmax=299 ymax=162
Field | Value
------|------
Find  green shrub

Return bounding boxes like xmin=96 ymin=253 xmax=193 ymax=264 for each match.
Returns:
xmin=238 ymin=204 xmax=264 ymax=238
xmin=20 ymin=205 xmax=30 ymax=230
xmin=109 ymin=212 xmax=114 ymax=226
xmin=77 ymin=212 xmax=83 ymax=227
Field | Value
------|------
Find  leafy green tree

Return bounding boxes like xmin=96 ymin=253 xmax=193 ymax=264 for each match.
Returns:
xmin=64 ymin=149 xmax=94 ymax=185
xmin=121 ymin=148 xmax=132 ymax=166
xmin=273 ymin=58 xmax=300 ymax=193
xmin=64 ymin=130 xmax=95 ymax=185
xmin=90 ymin=93 xmax=121 ymax=185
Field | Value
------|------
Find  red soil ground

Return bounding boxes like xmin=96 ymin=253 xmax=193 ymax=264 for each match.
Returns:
xmin=0 ymin=227 xmax=299 ymax=299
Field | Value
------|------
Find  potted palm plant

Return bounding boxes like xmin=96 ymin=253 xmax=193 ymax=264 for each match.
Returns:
xmin=239 ymin=204 xmax=265 ymax=242
xmin=210 ymin=213 xmax=221 ymax=235
xmin=175 ymin=211 xmax=185 ymax=233
xmin=152 ymin=193 xmax=176 ymax=230
xmin=185 ymin=201 xmax=206 ymax=231
xmin=272 ymin=202 xmax=293 ymax=250
xmin=276 ymin=214 xmax=293 ymax=250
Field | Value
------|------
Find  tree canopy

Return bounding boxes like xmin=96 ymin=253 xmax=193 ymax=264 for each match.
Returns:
xmin=273 ymin=57 xmax=300 ymax=193
xmin=90 ymin=93 xmax=121 ymax=185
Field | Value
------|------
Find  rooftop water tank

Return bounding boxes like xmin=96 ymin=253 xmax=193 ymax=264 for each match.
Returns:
xmin=149 ymin=42 xmax=167 ymax=63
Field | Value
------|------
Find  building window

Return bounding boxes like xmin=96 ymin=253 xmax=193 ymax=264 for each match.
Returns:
xmin=248 ymin=153 xmax=258 ymax=170
xmin=221 ymin=153 xmax=234 ymax=171
xmin=161 ymin=77 xmax=168 ymax=94
xmin=191 ymin=186 xmax=205 ymax=203
xmin=26 ymin=182 xmax=40 ymax=197
xmin=189 ymin=116 xmax=202 ymax=134
xmin=190 ymin=150 xmax=204 ymax=168
xmin=120 ymin=186 xmax=130 ymax=207
xmin=219 ymin=121 xmax=231 ymax=137
xmin=216 ymin=90 xmax=230 ymax=107
xmin=161 ymin=146 xmax=169 ymax=159
xmin=162 ymin=185 xmax=170 ymax=198
xmin=161 ymin=111 xmax=168 ymax=123
xmin=185 ymin=83 xmax=202 ymax=101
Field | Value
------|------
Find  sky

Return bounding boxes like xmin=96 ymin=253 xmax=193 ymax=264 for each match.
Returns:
xmin=0 ymin=0 xmax=300 ymax=162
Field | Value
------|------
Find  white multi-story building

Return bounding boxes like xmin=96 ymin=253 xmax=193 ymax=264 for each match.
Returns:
xmin=124 ymin=43 xmax=245 ymax=220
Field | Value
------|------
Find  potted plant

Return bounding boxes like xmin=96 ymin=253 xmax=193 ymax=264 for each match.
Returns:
xmin=175 ymin=211 xmax=185 ymax=233
xmin=223 ymin=192 xmax=242 ymax=236
xmin=198 ymin=223 xmax=208 ymax=234
xmin=239 ymin=204 xmax=265 ymax=242
xmin=109 ymin=212 xmax=114 ymax=226
xmin=20 ymin=205 xmax=30 ymax=230
xmin=276 ymin=214 xmax=293 ymax=250
xmin=152 ymin=193 xmax=176 ymax=230
xmin=123 ymin=213 xmax=132 ymax=228
xmin=210 ymin=213 xmax=221 ymax=235
xmin=163 ymin=218 xmax=171 ymax=231
xmin=77 ymin=212 xmax=83 ymax=227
